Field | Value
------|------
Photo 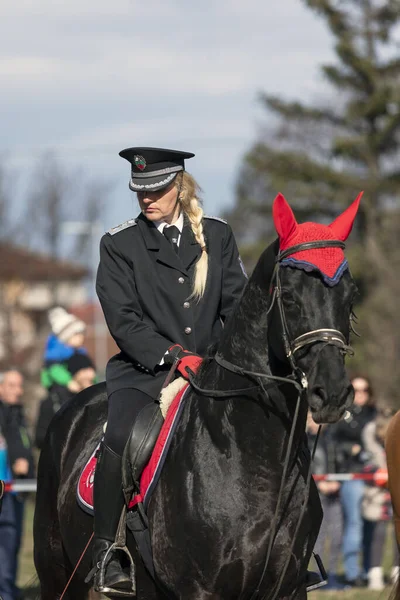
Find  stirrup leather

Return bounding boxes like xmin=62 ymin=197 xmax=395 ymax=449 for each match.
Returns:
xmin=306 ymin=553 xmax=328 ymax=592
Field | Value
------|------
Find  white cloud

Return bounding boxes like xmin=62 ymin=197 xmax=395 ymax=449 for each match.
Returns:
xmin=0 ymin=56 xmax=57 ymax=78
xmin=1 ymin=0 xmax=336 ymax=218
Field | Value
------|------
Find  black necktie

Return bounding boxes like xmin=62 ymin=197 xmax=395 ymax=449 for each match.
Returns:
xmin=163 ymin=225 xmax=180 ymax=253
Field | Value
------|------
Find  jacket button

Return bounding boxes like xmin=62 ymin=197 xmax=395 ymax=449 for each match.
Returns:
xmin=183 ymin=301 xmax=190 ymax=309
xmin=178 ymin=277 xmax=185 ymax=284
xmin=184 ymin=327 xmax=192 ymax=334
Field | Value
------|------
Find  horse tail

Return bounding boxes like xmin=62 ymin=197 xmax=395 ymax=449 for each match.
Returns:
xmin=385 ymin=411 xmax=400 ymax=600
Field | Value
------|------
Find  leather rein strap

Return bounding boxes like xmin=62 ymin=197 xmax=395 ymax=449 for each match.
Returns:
xmin=191 ymin=239 xmax=351 ymax=600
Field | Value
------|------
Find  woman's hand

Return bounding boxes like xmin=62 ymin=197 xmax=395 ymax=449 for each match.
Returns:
xmin=166 ymin=344 xmax=203 ymax=379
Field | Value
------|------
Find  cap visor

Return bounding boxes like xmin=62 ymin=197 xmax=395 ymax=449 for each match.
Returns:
xmin=129 ymin=172 xmax=178 ymax=192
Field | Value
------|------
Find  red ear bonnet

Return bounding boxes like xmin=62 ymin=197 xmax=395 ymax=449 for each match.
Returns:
xmin=272 ymin=193 xmax=298 ymax=244
xmin=328 ymin=192 xmax=362 ymax=241
xmin=272 ymin=192 xmax=362 ymax=285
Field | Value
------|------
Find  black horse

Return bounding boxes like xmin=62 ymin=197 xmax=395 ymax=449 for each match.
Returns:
xmin=34 ymin=195 xmax=359 ymax=599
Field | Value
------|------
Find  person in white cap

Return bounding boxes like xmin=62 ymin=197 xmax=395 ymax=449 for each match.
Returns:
xmin=40 ymin=306 xmax=89 ymax=393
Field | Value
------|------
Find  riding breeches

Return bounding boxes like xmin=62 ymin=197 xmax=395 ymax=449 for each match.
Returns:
xmin=104 ymin=388 xmax=154 ymax=457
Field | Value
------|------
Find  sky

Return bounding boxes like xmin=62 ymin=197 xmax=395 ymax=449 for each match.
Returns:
xmin=1 ymin=0 xmax=336 ymax=234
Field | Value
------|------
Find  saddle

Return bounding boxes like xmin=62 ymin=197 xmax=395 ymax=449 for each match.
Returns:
xmin=77 ymin=378 xmax=189 ymax=516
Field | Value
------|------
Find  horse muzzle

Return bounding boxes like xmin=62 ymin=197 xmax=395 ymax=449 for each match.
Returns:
xmin=308 ymin=382 xmax=354 ymax=424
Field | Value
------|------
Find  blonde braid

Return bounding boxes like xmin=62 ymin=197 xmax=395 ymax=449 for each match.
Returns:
xmin=177 ymin=172 xmax=208 ymax=301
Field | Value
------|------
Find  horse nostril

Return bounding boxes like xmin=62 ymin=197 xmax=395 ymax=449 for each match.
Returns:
xmin=310 ymin=386 xmax=327 ymax=409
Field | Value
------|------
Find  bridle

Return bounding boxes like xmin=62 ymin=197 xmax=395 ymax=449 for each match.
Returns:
xmin=202 ymin=239 xmax=354 ymax=394
xmin=267 ymin=240 xmax=354 ymax=385
xmin=189 ymin=239 xmax=354 ymax=600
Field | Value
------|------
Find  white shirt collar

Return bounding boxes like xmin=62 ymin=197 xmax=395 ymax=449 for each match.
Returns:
xmin=155 ymin=211 xmax=184 ymax=235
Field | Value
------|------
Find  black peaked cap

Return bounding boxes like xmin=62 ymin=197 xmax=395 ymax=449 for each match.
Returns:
xmin=119 ymin=147 xmax=195 ymax=192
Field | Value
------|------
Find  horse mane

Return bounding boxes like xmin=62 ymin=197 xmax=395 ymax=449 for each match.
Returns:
xmin=194 ymin=238 xmax=280 ymax=389
xmin=216 ymin=238 xmax=279 ymax=359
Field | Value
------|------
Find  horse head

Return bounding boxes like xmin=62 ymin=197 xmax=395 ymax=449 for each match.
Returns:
xmin=267 ymin=192 xmax=361 ymax=423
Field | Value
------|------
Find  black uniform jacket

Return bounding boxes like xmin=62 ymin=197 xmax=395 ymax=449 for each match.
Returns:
xmin=96 ymin=213 xmax=247 ymax=397
xmin=331 ymin=404 xmax=377 ymax=474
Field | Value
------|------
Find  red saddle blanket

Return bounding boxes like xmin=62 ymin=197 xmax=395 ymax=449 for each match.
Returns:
xmin=77 ymin=383 xmax=189 ymax=515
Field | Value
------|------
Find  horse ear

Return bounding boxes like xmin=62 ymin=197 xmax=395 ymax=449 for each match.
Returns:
xmin=272 ymin=193 xmax=298 ymax=244
xmin=328 ymin=192 xmax=363 ymax=241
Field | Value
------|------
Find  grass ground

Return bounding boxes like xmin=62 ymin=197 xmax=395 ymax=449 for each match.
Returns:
xmin=17 ymin=498 xmax=397 ymax=599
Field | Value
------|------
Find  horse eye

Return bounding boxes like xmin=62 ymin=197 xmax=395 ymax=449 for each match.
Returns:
xmin=282 ymin=293 xmax=298 ymax=307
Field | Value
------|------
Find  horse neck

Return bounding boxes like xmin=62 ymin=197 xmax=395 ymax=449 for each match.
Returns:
xmin=217 ymin=246 xmax=274 ymax=375
xmin=203 ymin=243 xmax=308 ymax=452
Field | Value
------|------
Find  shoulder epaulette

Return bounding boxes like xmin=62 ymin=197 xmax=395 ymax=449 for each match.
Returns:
xmin=108 ymin=219 xmax=137 ymax=235
xmin=204 ymin=215 xmax=227 ymax=224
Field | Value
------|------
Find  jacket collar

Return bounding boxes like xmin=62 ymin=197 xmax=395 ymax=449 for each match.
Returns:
xmin=137 ymin=213 xmax=201 ymax=274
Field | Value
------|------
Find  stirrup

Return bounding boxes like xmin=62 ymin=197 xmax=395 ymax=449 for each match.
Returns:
xmin=93 ymin=542 xmax=136 ymax=598
xmin=306 ymin=553 xmax=328 ymax=592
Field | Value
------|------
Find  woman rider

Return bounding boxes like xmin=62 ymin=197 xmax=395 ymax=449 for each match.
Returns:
xmin=94 ymin=147 xmax=247 ymax=595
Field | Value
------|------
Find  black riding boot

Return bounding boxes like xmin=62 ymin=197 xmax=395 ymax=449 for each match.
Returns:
xmin=92 ymin=443 xmax=135 ymax=597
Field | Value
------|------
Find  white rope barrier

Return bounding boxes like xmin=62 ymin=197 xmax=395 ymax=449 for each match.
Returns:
xmin=0 ymin=471 xmax=389 ymax=494
xmin=313 ymin=471 xmax=388 ymax=483
xmin=3 ymin=479 xmax=38 ymax=493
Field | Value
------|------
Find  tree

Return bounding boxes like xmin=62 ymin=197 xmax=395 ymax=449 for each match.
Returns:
xmin=0 ymin=155 xmax=111 ymax=372
xmin=24 ymin=154 xmax=110 ymax=264
xmin=226 ymin=0 xmax=400 ymax=403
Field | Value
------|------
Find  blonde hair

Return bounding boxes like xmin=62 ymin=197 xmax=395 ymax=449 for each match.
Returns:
xmin=176 ymin=171 xmax=208 ymax=301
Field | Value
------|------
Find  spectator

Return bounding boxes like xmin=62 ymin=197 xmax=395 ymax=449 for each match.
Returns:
xmin=40 ymin=306 xmax=89 ymax=393
xmin=35 ymin=353 xmax=96 ymax=450
xmin=361 ymin=407 xmax=398 ymax=590
xmin=0 ymin=369 xmax=34 ymax=600
xmin=306 ymin=412 xmax=344 ymax=590
xmin=332 ymin=375 xmax=376 ymax=587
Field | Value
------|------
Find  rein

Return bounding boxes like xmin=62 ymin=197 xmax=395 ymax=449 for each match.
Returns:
xmin=191 ymin=239 xmax=352 ymax=599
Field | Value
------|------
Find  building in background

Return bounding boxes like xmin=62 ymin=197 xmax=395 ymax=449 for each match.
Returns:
xmin=0 ymin=243 xmax=89 ymax=371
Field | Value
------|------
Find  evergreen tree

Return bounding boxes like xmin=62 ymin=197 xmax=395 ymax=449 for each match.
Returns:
xmin=227 ymin=0 xmax=400 ymax=402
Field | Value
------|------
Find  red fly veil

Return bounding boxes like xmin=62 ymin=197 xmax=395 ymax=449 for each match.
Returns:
xmin=272 ymin=193 xmax=362 ymax=286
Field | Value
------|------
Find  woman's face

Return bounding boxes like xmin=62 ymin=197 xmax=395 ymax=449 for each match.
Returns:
xmin=352 ymin=377 xmax=370 ymax=406
xmin=137 ymin=182 xmax=180 ymax=224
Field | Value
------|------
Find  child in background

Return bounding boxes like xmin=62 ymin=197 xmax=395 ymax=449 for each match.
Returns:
xmin=41 ymin=306 xmax=88 ymax=393
xmin=35 ymin=352 xmax=97 ymax=450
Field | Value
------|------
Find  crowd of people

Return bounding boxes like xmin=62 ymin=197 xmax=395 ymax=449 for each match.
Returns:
xmin=0 ymin=312 xmax=398 ymax=598
xmin=0 ymin=307 xmax=96 ymax=600
xmin=307 ymin=375 xmax=398 ymax=591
